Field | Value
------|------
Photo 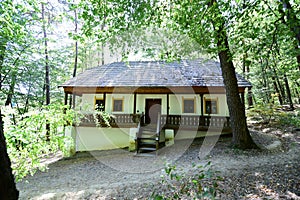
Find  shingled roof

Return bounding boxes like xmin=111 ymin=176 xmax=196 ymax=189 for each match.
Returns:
xmin=60 ymin=59 xmax=251 ymax=88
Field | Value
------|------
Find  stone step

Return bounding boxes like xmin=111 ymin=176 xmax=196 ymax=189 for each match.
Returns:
xmin=139 ymin=147 xmax=157 ymax=151
xmin=139 ymin=141 xmax=156 ymax=146
xmin=138 ymin=136 xmax=158 ymax=141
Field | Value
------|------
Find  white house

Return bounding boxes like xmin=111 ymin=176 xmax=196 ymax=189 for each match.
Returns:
xmin=60 ymin=59 xmax=251 ymax=153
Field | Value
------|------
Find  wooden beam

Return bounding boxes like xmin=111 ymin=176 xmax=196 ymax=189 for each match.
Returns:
xmin=62 ymin=86 xmax=247 ymax=95
xmin=240 ymin=92 xmax=245 ymax=108
xmin=167 ymin=93 xmax=169 ymax=117
xmin=200 ymin=94 xmax=204 ymax=116
xmin=72 ymin=94 xmax=76 ymax=109
xmin=247 ymin=87 xmax=253 ymax=108
xmin=133 ymin=92 xmax=137 ymax=114
xmin=64 ymin=93 xmax=68 ymax=114
xmin=103 ymin=92 xmax=106 ymax=111
xmin=64 ymin=93 xmax=68 ymax=106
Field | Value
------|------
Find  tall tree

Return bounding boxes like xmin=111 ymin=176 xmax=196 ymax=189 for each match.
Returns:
xmin=0 ymin=109 xmax=19 ymax=200
xmin=41 ymin=2 xmax=51 ymax=141
xmin=41 ymin=2 xmax=50 ymax=106
xmin=209 ymin=1 xmax=257 ymax=148
xmin=0 ymin=0 xmax=23 ymax=198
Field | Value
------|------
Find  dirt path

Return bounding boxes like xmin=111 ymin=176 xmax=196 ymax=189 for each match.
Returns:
xmin=17 ymin=129 xmax=300 ymax=199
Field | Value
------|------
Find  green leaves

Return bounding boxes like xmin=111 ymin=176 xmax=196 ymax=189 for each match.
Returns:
xmin=151 ymin=162 xmax=222 ymax=199
xmin=3 ymin=104 xmax=77 ymax=181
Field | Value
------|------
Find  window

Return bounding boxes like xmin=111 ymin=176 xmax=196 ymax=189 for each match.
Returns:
xmin=183 ymin=98 xmax=195 ymax=113
xmin=95 ymin=99 xmax=105 ymax=111
xmin=113 ymin=98 xmax=123 ymax=112
xmin=205 ymin=99 xmax=218 ymax=114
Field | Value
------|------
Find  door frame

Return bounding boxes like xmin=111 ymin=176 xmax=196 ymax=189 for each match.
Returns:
xmin=145 ymin=98 xmax=162 ymax=124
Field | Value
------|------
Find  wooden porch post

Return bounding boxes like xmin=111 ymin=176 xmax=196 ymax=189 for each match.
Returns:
xmin=134 ymin=92 xmax=137 ymax=114
xmin=103 ymin=92 xmax=106 ymax=111
xmin=240 ymin=92 xmax=245 ymax=108
xmin=200 ymin=94 xmax=204 ymax=116
xmin=167 ymin=93 xmax=169 ymax=116
xmin=64 ymin=92 xmax=68 ymax=114
xmin=64 ymin=93 xmax=68 ymax=106
xmin=247 ymin=87 xmax=253 ymax=108
xmin=72 ymin=94 xmax=76 ymax=109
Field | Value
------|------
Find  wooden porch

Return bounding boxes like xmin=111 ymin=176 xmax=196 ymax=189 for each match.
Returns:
xmin=78 ymin=113 xmax=232 ymax=132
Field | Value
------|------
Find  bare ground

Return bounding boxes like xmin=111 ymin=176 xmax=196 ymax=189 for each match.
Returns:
xmin=17 ymin=125 xmax=300 ymax=200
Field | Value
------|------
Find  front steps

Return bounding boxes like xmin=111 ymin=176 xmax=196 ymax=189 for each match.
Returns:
xmin=135 ymin=125 xmax=159 ymax=156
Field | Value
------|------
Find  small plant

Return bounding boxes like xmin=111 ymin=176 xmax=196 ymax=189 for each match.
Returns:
xmin=248 ymin=94 xmax=281 ymax=124
xmin=276 ymin=109 xmax=300 ymax=128
xmin=151 ymin=162 xmax=223 ymax=200
xmin=93 ymin=104 xmax=112 ymax=127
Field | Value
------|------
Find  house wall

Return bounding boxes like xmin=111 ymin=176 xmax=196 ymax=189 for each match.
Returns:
xmin=79 ymin=93 xmax=229 ymax=116
xmin=106 ymin=94 xmax=135 ymax=114
xmin=71 ymin=93 xmax=230 ymax=152
xmin=80 ymin=94 xmax=104 ymax=111
xmin=66 ymin=126 xmax=231 ymax=151
xmin=70 ymin=127 xmax=131 ymax=151
xmin=203 ymin=94 xmax=229 ymax=116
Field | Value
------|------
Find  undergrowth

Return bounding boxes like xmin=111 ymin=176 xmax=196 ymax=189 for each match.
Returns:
xmin=151 ymin=162 xmax=223 ymax=200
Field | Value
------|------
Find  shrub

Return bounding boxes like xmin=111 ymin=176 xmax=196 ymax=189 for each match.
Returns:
xmin=248 ymin=102 xmax=280 ymax=124
xmin=277 ymin=111 xmax=300 ymax=127
xmin=151 ymin=162 xmax=223 ymax=200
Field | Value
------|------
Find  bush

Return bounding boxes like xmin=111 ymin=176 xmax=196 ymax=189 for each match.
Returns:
xmin=277 ymin=111 xmax=300 ymax=127
xmin=248 ymin=102 xmax=281 ymax=124
xmin=151 ymin=162 xmax=223 ymax=200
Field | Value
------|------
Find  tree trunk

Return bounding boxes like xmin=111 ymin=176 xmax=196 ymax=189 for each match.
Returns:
xmin=42 ymin=3 xmax=50 ymax=141
xmin=0 ymin=108 xmax=19 ymax=200
xmin=261 ymin=58 xmax=271 ymax=103
xmin=73 ymin=8 xmax=78 ymax=78
xmin=283 ymin=73 xmax=294 ymax=110
xmin=212 ymin=1 xmax=257 ymax=149
xmin=295 ymin=88 xmax=300 ymax=104
xmin=295 ymin=82 xmax=300 ymax=104
xmin=42 ymin=3 xmax=50 ymax=106
xmin=271 ymin=65 xmax=286 ymax=103
xmin=218 ymin=47 xmax=257 ymax=149
xmin=272 ymin=76 xmax=283 ymax=105
xmin=243 ymin=53 xmax=253 ymax=107
xmin=69 ymin=8 xmax=78 ymax=108
xmin=0 ymin=45 xmax=19 ymax=198
xmin=5 ymin=71 xmax=17 ymax=106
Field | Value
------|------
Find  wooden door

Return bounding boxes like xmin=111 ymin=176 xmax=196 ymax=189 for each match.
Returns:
xmin=145 ymin=99 xmax=162 ymax=124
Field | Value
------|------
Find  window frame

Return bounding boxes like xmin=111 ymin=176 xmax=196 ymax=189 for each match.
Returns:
xmin=204 ymin=98 xmax=218 ymax=114
xmin=112 ymin=97 xmax=124 ymax=112
xmin=182 ymin=97 xmax=196 ymax=114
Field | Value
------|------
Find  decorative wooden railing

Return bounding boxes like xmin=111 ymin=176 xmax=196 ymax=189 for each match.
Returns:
xmin=79 ymin=113 xmax=231 ymax=131
xmin=160 ymin=115 xmax=231 ymax=131
xmin=79 ymin=113 xmax=141 ymax=127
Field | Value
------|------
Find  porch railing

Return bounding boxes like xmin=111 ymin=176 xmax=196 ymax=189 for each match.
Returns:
xmin=78 ymin=113 xmax=231 ymax=131
xmin=160 ymin=115 xmax=231 ymax=131
xmin=79 ymin=113 xmax=141 ymax=127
